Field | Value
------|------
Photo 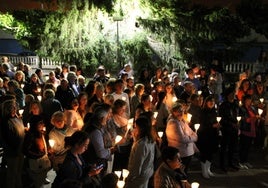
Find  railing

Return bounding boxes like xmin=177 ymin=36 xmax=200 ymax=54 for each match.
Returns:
xmin=4 ymin=55 xmax=64 ymax=71
xmin=224 ymin=62 xmax=254 ymax=73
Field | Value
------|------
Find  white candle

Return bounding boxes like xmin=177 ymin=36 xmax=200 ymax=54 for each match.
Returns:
xmin=19 ymin=109 xmax=24 ymax=115
xmin=258 ymin=108 xmax=263 ymax=115
xmin=45 ymin=75 xmax=49 ymax=81
xmin=122 ymin=169 xmax=129 ymax=179
xmin=157 ymin=131 xmax=163 ymax=138
xmin=236 ymin=116 xmax=241 ymax=122
xmin=187 ymin=113 xmax=192 ymax=122
xmin=153 ymin=112 xmax=158 ymax=119
xmin=191 ymin=182 xmax=200 ymax=188
xmin=49 ymin=139 xmax=55 ymax=148
xmin=149 ymin=95 xmax=153 ymax=102
xmin=117 ymin=181 xmax=125 ymax=188
xmin=194 ymin=124 xmax=200 ymax=131
xmin=37 ymin=95 xmax=42 ymax=101
xmin=216 ymin=117 xmax=221 ymax=122
xmin=114 ymin=171 xmax=121 ymax=178
xmin=115 ymin=135 xmax=122 ymax=144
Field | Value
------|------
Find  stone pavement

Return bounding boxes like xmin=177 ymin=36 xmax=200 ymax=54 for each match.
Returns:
xmin=187 ymin=148 xmax=268 ymax=188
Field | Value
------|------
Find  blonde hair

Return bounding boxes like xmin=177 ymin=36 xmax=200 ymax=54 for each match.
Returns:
xmin=51 ymin=111 xmax=66 ymax=125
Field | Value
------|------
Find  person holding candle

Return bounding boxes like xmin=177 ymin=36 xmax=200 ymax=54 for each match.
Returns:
xmin=238 ymin=94 xmax=261 ymax=169
xmin=166 ymin=102 xmax=198 ymax=174
xmin=218 ymin=87 xmax=240 ymax=172
xmin=125 ymin=116 xmax=155 ymax=188
xmin=23 ymin=115 xmax=51 ymax=188
xmin=154 ymin=91 xmax=169 ymax=132
xmin=196 ymin=95 xmax=220 ymax=178
xmin=82 ymin=104 xmax=116 ymax=176
xmin=106 ymin=99 xmax=130 ymax=171
xmin=1 ymin=99 xmax=25 ymax=188
xmin=49 ymin=111 xmax=75 ymax=173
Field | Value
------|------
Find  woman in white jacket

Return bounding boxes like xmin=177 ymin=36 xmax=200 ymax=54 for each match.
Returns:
xmin=166 ymin=102 xmax=198 ymax=174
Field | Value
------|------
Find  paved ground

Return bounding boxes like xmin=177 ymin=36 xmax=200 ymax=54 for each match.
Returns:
xmin=1 ymin=146 xmax=268 ymax=188
xmin=187 ymin=148 xmax=268 ymax=188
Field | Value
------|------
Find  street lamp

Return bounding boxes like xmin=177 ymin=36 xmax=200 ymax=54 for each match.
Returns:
xmin=113 ymin=15 xmax=123 ymax=68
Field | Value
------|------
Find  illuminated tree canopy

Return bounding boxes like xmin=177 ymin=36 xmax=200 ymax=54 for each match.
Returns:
xmin=1 ymin=0 xmax=268 ymax=73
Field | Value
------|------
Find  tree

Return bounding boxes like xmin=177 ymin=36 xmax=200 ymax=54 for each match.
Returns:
xmin=139 ymin=0 xmax=250 ymax=66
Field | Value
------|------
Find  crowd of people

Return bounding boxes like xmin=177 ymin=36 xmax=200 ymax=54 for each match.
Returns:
xmin=0 ymin=55 xmax=268 ymax=188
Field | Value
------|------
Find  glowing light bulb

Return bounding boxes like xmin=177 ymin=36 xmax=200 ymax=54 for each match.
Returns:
xmin=197 ymin=90 xmax=202 ymax=95
xmin=260 ymin=98 xmax=264 ymax=103
xmin=216 ymin=117 xmax=221 ymax=122
xmin=117 ymin=181 xmax=125 ymax=188
xmin=37 ymin=96 xmax=42 ymax=101
xmin=122 ymin=169 xmax=129 ymax=179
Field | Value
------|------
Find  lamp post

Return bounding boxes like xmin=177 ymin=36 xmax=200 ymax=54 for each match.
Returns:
xmin=113 ymin=16 xmax=123 ymax=68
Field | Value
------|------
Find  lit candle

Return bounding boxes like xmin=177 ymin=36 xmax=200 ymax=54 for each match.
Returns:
xmin=122 ymin=169 xmax=129 ymax=180
xmin=260 ymin=98 xmax=264 ymax=103
xmin=258 ymin=108 xmax=263 ymax=115
xmin=236 ymin=116 xmax=241 ymax=122
xmin=117 ymin=181 xmax=125 ymax=188
xmin=191 ymin=182 xmax=200 ymax=188
xmin=115 ymin=135 xmax=122 ymax=144
xmin=124 ymin=118 xmax=133 ymax=138
xmin=49 ymin=139 xmax=55 ymax=148
xmin=149 ymin=95 xmax=153 ymax=102
xmin=45 ymin=75 xmax=49 ymax=81
xmin=194 ymin=124 xmax=200 ymax=131
xmin=216 ymin=117 xmax=221 ymax=122
xmin=114 ymin=171 xmax=121 ymax=178
xmin=153 ymin=112 xmax=158 ymax=119
xmin=158 ymin=131 xmax=163 ymax=138
xmin=19 ymin=109 xmax=24 ymax=115
xmin=187 ymin=113 xmax=192 ymax=122
xmin=37 ymin=95 xmax=42 ymax=101
xmin=27 ymin=123 xmax=30 ymax=129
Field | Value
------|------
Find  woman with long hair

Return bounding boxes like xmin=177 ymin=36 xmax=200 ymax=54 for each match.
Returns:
xmin=196 ymin=95 xmax=220 ymax=178
xmin=52 ymin=131 xmax=102 ymax=188
xmin=125 ymin=116 xmax=155 ymax=188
